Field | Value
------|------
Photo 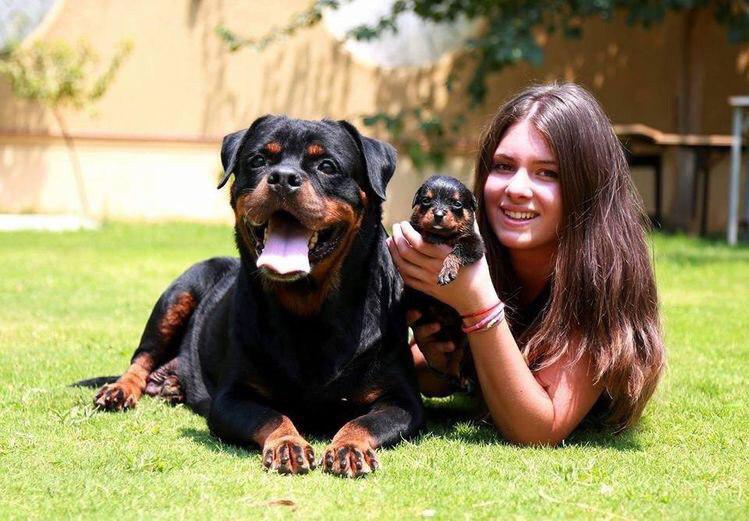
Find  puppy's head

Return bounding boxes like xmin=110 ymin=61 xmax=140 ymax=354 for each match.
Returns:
xmin=410 ymin=175 xmax=477 ymax=244
xmin=219 ymin=116 xmax=396 ymax=290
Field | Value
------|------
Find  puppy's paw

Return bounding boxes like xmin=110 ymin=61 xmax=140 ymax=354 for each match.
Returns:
xmin=262 ymin=435 xmax=315 ymax=475
xmin=437 ymin=267 xmax=458 ymax=286
xmin=437 ymin=255 xmax=461 ymax=286
xmin=93 ymin=382 xmax=140 ymax=411
xmin=321 ymin=442 xmax=379 ymax=478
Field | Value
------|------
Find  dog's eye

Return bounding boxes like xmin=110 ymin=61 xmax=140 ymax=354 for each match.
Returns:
xmin=249 ymin=155 xmax=266 ymax=168
xmin=451 ymin=201 xmax=463 ymax=210
xmin=317 ymin=159 xmax=337 ymax=175
xmin=420 ymin=197 xmax=432 ymax=206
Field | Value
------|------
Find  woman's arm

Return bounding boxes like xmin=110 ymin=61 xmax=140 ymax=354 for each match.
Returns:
xmin=387 ymin=222 xmax=602 ymax=445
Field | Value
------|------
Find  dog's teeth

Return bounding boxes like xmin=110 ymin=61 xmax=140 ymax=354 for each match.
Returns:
xmin=309 ymin=232 xmax=318 ymax=249
xmin=264 ymin=226 xmax=269 ymax=243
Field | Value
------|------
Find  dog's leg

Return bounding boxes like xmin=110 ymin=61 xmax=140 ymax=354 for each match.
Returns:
xmin=322 ymin=393 xmax=423 ymax=478
xmin=208 ymin=386 xmax=316 ymax=475
xmin=94 ymin=289 xmax=197 ymax=411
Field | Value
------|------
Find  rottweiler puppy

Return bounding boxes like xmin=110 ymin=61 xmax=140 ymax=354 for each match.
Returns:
xmin=405 ymin=175 xmax=484 ymax=391
xmin=92 ymin=116 xmax=423 ymax=478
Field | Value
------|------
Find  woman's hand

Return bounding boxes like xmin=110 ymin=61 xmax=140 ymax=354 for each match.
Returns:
xmin=386 ymin=221 xmax=499 ymax=315
xmin=407 ymin=309 xmax=457 ymax=374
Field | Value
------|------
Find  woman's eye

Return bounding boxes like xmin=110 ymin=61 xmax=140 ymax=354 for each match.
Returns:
xmin=493 ymin=162 xmax=514 ymax=172
xmin=420 ymin=197 xmax=432 ymax=206
xmin=538 ymin=169 xmax=559 ymax=179
xmin=249 ymin=155 xmax=266 ymax=168
xmin=317 ymin=159 xmax=337 ymax=175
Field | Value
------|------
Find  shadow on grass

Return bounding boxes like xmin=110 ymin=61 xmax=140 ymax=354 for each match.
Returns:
xmin=416 ymin=395 xmax=644 ymax=451
xmin=181 ymin=394 xmax=642 ymax=454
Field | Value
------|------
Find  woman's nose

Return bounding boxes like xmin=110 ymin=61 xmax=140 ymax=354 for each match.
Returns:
xmin=505 ymin=169 xmax=533 ymax=200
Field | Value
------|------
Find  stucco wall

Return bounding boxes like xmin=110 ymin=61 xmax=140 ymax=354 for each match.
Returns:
xmin=1 ymin=0 xmax=747 ymax=230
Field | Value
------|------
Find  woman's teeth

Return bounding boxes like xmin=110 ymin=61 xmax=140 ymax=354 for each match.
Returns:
xmin=503 ymin=209 xmax=537 ymax=220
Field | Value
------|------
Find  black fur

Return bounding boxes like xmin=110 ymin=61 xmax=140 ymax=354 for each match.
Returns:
xmin=405 ymin=175 xmax=485 ymax=392
xmin=89 ymin=116 xmax=423 ymax=477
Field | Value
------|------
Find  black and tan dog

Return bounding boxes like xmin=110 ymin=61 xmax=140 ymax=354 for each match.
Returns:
xmin=91 ymin=116 xmax=423 ymax=477
xmin=405 ymin=175 xmax=484 ymax=391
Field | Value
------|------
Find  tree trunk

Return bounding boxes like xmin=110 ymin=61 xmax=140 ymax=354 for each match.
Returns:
xmin=53 ymin=108 xmax=92 ymax=219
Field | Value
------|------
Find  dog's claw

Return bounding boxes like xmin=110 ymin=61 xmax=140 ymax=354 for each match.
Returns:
xmin=94 ymin=383 xmax=139 ymax=412
xmin=322 ymin=443 xmax=379 ymax=478
xmin=437 ymin=268 xmax=458 ymax=286
xmin=262 ymin=435 xmax=314 ymax=475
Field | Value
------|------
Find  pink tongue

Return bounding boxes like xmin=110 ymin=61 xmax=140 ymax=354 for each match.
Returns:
xmin=256 ymin=217 xmax=312 ymax=275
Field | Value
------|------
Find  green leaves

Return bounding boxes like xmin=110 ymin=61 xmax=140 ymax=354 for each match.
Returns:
xmin=0 ymin=39 xmax=132 ymax=110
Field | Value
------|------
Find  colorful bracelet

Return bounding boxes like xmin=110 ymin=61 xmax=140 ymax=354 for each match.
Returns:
xmin=460 ymin=301 xmax=502 ymax=320
xmin=461 ymin=303 xmax=505 ymax=334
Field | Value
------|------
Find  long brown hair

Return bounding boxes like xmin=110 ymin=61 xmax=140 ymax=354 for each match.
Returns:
xmin=473 ymin=83 xmax=665 ymax=431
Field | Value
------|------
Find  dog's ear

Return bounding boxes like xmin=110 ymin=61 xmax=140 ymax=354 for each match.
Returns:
xmin=412 ymin=185 xmax=424 ymax=208
xmin=470 ymin=193 xmax=478 ymax=212
xmin=218 ymin=115 xmax=273 ymax=189
xmin=338 ymin=120 xmax=396 ymax=201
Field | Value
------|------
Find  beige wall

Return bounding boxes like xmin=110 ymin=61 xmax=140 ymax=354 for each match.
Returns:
xmin=1 ymin=0 xmax=747 ymax=230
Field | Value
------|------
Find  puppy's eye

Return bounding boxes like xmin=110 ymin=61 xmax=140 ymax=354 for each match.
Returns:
xmin=249 ymin=155 xmax=266 ymax=168
xmin=317 ymin=159 xmax=337 ymax=175
xmin=420 ymin=197 xmax=432 ymax=206
xmin=451 ymin=201 xmax=463 ymax=210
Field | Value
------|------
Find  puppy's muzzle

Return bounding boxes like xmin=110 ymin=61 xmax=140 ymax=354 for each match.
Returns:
xmin=267 ymin=167 xmax=303 ymax=197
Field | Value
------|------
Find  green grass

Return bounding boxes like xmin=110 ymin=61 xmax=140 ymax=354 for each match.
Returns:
xmin=1 ymin=223 xmax=747 ymax=520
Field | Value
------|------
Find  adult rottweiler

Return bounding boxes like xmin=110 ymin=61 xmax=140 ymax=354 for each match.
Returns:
xmin=91 ymin=116 xmax=423 ymax=477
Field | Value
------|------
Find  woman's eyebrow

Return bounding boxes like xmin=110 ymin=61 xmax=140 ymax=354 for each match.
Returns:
xmin=494 ymin=152 xmax=557 ymax=165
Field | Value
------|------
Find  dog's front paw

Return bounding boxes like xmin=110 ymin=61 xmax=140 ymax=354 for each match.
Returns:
xmin=321 ymin=442 xmax=379 ymax=478
xmin=93 ymin=382 xmax=140 ymax=411
xmin=262 ymin=435 xmax=315 ymax=475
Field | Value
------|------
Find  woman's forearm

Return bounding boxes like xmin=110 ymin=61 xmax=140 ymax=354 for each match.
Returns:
xmin=467 ymin=320 xmax=559 ymax=445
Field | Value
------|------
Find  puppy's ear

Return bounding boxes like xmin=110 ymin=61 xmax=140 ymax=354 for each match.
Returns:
xmin=412 ymin=185 xmax=424 ymax=208
xmin=470 ymin=193 xmax=478 ymax=211
xmin=339 ymin=120 xmax=396 ymax=201
xmin=218 ymin=114 xmax=273 ymax=189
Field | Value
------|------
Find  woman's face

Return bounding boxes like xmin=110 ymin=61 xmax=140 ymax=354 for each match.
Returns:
xmin=483 ymin=119 xmax=563 ymax=254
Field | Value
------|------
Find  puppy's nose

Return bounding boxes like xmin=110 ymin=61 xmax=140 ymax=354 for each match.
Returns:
xmin=433 ymin=209 xmax=446 ymax=222
xmin=267 ymin=168 xmax=303 ymax=195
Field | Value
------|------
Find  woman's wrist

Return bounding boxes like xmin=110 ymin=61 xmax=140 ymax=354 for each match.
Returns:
xmin=450 ymin=259 xmax=500 ymax=316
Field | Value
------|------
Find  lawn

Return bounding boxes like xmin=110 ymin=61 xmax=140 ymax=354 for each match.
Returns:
xmin=0 ymin=223 xmax=747 ymax=519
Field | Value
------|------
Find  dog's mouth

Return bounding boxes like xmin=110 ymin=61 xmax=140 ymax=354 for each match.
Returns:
xmin=245 ymin=211 xmax=346 ymax=281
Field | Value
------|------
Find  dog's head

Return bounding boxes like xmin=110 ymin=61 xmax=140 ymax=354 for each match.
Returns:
xmin=219 ymin=116 xmax=395 ymax=297
xmin=410 ymin=175 xmax=477 ymax=244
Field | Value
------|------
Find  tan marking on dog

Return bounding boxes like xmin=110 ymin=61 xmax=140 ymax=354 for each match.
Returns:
xmin=158 ymin=292 xmax=196 ymax=344
xmin=255 ymin=415 xmax=301 ymax=446
xmin=352 ymin=387 xmax=384 ymax=405
xmin=330 ymin=421 xmax=377 ymax=450
xmin=264 ymin=141 xmax=282 ymax=154
xmin=306 ymin=143 xmax=325 ymax=157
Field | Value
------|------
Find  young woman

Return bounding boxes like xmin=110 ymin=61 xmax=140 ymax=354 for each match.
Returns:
xmin=387 ymin=83 xmax=665 ymax=445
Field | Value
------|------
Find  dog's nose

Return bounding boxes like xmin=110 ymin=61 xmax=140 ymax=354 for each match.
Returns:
xmin=267 ymin=168 xmax=303 ymax=194
xmin=433 ymin=209 xmax=446 ymax=222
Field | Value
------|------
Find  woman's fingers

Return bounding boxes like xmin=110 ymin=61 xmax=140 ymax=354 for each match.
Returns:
xmin=387 ymin=237 xmax=434 ymax=285
xmin=413 ymin=322 xmax=441 ymax=338
xmin=391 ymin=224 xmax=445 ymax=275
xmin=406 ymin=309 xmax=422 ymax=326
xmin=398 ymin=222 xmax=452 ymax=259
xmin=428 ymin=341 xmax=456 ymax=354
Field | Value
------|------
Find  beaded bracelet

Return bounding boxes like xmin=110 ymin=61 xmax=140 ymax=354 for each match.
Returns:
xmin=461 ymin=303 xmax=505 ymax=334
